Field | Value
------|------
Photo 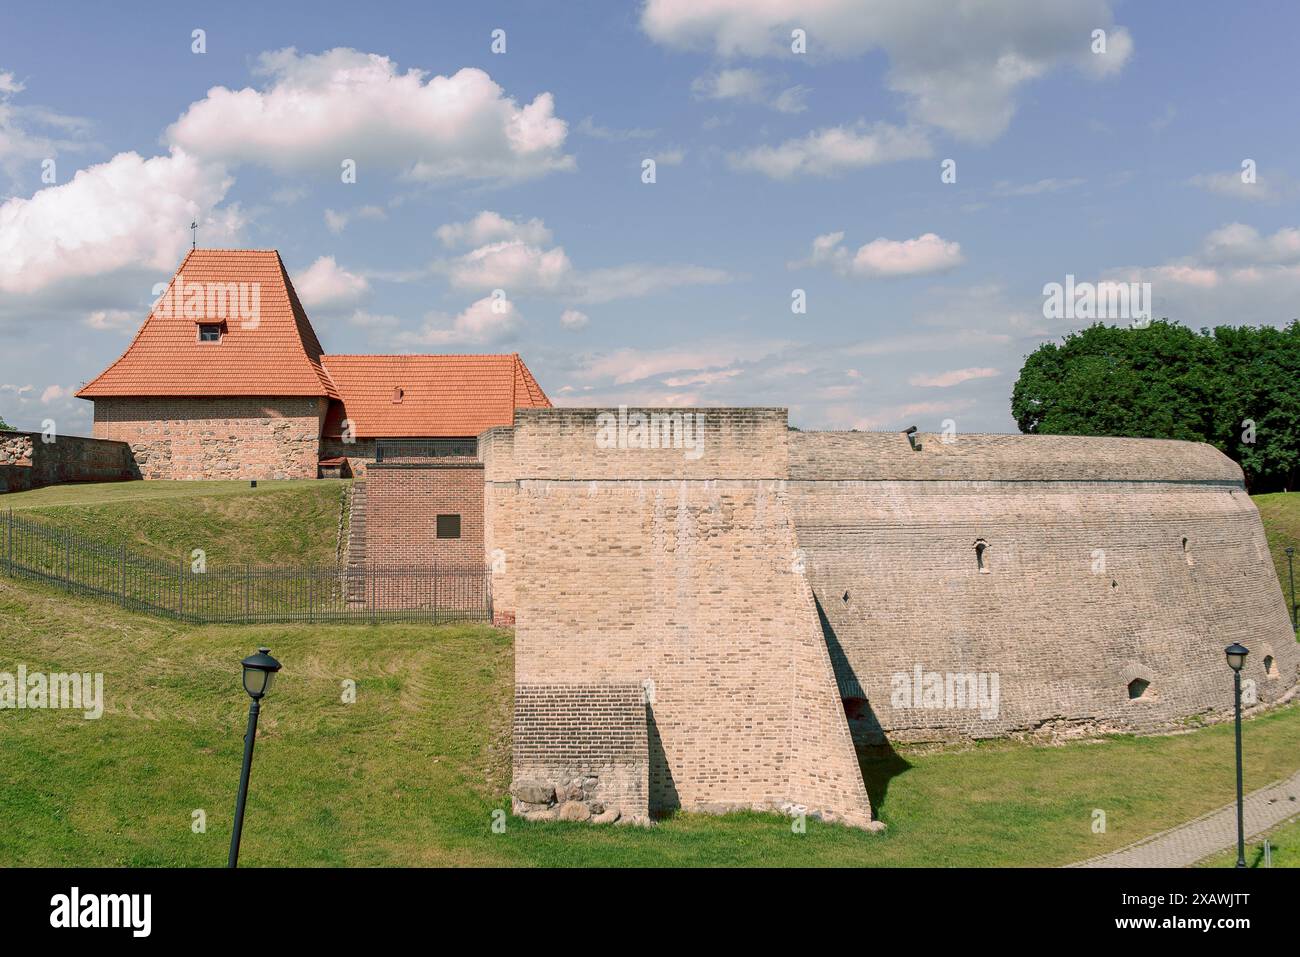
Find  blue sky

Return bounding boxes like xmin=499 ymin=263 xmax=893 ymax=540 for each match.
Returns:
xmin=1 ymin=0 xmax=1298 ymax=435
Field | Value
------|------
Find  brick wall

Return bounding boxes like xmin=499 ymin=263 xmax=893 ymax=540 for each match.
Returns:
xmin=502 ymin=407 xmax=876 ymax=826
xmin=365 ymin=459 xmax=485 ymax=568
xmin=512 ymin=682 xmax=649 ymax=820
xmin=1 ymin=430 xmax=136 ymax=493
xmin=90 ymin=396 xmax=325 ymax=480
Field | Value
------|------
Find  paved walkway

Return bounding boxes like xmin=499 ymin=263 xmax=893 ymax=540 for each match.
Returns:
xmin=1071 ymin=769 xmax=1300 ymax=867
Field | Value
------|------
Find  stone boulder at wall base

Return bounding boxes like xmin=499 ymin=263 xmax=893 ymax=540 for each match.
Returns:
xmin=509 ymin=781 xmax=555 ymax=805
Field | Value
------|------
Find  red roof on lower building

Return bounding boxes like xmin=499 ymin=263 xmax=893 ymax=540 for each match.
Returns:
xmin=320 ymin=353 xmax=550 ymax=438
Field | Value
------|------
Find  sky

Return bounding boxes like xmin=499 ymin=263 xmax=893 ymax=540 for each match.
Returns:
xmin=1 ymin=0 xmax=1298 ymax=436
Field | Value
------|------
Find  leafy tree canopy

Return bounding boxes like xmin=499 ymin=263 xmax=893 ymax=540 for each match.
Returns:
xmin=1011 ymin=320 xmax=1300 ymax=491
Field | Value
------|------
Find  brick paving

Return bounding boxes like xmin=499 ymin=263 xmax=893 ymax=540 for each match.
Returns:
xmin=1071 ymin=769 xmax=1300 ymax=867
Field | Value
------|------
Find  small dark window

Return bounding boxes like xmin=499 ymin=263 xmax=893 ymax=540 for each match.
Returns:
xmin=1127 ymin=678 xmax=1150 ymax=700
xmin=198 ymin=323 xmax=222 ymax=342
xmin=436 ymin=514 xmax=461 ymax=539
xmin=975 ymin=539 xmax=989 ymax=573
xmin=1182 ymin=536 xmax=1194 ymax=567
xmin=841 ymin=589 xmax=850 ymax=603
xmin=392 ymin=387 xmax=404 ymax=403
xmin=1264 ymin=655 xmax=1276 ymax=677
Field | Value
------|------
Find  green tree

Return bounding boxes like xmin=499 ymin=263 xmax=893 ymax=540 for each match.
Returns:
xmin=1011 ymin=320 xmax=1299 ymax=491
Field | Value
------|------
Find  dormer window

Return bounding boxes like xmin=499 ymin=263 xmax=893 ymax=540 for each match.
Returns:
xmin=392 ymin=387 xmax=404 ymax=403
xmin=198 ymin=323 xmax=223 ymax=342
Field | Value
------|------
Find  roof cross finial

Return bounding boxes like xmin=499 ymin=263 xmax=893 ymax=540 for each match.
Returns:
xmin=190 ymin=221 xmax=198 ymax=249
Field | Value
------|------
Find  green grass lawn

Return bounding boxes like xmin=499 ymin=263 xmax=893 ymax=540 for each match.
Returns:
xmin=1198 ymin=814 xmax=1300 ymax=868
xmin=3 ymin=479 xmax=348 ymax=566
xmin=4 ymin=572 xmax=1300 ymax=867
xmin=1254 ymin=491 xmax=1300 ymax=630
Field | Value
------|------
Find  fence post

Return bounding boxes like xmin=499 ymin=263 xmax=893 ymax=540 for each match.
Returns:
xmin=245 ymin=563 xmax=251 ymax=622
xmin=120 ymin=543 xmax=127 ymax=607
xmin=6 ymin=508 xmax=11 ymax=578
xmin=178 ymin=556 xmax=184 ymax=619
xmin=369 ymin=564 xmax=376 ymax=625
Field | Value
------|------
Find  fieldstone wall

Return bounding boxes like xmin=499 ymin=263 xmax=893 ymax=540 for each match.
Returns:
xmin=1 ymin=430 xmax=135 ymax=493
xmin=91 ymin=396 xmax=326 ymax=480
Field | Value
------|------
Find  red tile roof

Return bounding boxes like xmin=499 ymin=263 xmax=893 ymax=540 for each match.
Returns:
xmin=321 ymin=353 xmax=551 ymax=438
xmin=77 ymin=249 xmax=336 ymax=398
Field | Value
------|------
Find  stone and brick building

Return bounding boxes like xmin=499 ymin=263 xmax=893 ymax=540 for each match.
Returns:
xmin=77 ymin=249 xmax=550 ymax=481
xmin=73 ymin=249 xmax=1300 ymax=830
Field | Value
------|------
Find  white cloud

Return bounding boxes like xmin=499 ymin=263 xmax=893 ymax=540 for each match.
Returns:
xmin=991 ymin=177 xmax=1084 ymax=197
xmin=0 ymin=69 xmax=95 ymax=180
xmin=575 ymin=340 xmax=789 ymax=385
xmin=730 ymin=122 xmax=931 ymax=179
xmin=399 ymin=295 xmax=521 ymax=345
xmin=909 ymin=367 xmax=1001 ymax=388
xmin=1103 ymin=223 xmax=1300 ymax=326
xmin=652 ymin=147 xmax=686 ymax=166
xmin=573 ymin=263 xmax=731 ymax=303
xmin=1189 ymin=170 xmax=1293 ymax=204
xmin=1200 ymin=223 xmax=1300 ymax=265
xmin=432 ymin=211 xmax=734 ymax=303
xmin=642 ymin=0 xmax=1132 ymax=143
xmin=692 ymin=68 xmax=809 ymax=113
xmin=324 ymin=204 xmax=386 ymax=234
xmin=795 ymin=230 xmax=963 ymax=278
xmin=441 ymin=239 xmax=574 ymax=294
xmin=436 ymin=210 xmax=552 ymax=249
xmin=84 ymin=308 xmax=138 ymax=331
xmin=559 ymin=308 xmax=589 ymax=330
xmin=40 ymin=384 xmax=67 ymax=403
xmin=166 ymin=48 xmax=574 ymax=183
xmin=575 ymin=116 xmax=658 ymax=141
xmin=0 ymin=149 xmax=236 ymax=296
xmin=294 ymin=256 xmax=370 ymax=309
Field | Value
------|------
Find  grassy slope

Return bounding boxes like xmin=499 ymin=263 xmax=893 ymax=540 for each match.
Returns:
xmin=1255 ymin=492 xmax=1300 ymax=630
xmin=1198 ymin=814 xmax=1300 ymax=868
xmin=0 ymin=480 xmax=1297 ymax=866
xmin=3 ymin=573 xmax=1300 ymax=867
xmin=2 ymin=480 xmax=348 ymax=566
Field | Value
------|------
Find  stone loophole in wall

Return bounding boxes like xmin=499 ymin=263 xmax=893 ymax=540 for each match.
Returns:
xmin=975 ymin=539 xmax=989 ymax=574
xmin=1127 ymin=678 xmax=1152 ymax=700
xmin=1182 ymin=536 xmax=1194 ymax=567
xmin=1264 ymin=655 xmax=1276 ymax=678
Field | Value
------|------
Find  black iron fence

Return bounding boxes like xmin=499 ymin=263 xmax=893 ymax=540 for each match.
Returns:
xmin=1 ymin=509 xmax=491 ymax=625
xmin=374 ymin=438 xmax=477 ymax=462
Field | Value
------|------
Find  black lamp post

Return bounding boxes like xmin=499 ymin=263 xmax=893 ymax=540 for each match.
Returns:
xmin=1285 ymin=547 xmax=1296 ymax=630
xmin=1224 ymin=642 xmax=1249 ymax=869
xmin=228 ymin=646 xmax=281 ymax=868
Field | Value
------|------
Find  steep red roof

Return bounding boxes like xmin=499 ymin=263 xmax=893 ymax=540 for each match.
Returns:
xmin=77 ymin=249 xmax=336 ymax=398
xmin=321 ymin=354 xmax=551 ymax=438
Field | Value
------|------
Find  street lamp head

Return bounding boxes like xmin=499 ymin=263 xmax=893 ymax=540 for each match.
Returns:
xmin=1286 ymin=546 xmax=1295 ymax=557
xmin=240 ymin=647 xmax=282 ymax=699
xmin=1224 ymin=643 xmax=1249 ymax=673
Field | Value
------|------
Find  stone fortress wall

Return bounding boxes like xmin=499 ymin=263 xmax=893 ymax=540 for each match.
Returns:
xmin=488 ymin=408 xmax=1299 ymax=828
xmin=488 ymin=408 xmax=875 ymax=827
xmin=790 ymin=431 xmax=1299 ymax=744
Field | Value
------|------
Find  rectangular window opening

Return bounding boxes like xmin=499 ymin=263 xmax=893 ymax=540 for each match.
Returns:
xmin=198 ymin=323 xmax=223 ymax=342
xmin=436 ymin=514 xmax=461 ymax=539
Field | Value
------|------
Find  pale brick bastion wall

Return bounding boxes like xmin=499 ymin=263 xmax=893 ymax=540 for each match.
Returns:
xmin=485 ymin=409 xmax=1298 ymax=828
xmin=790 ymin=431 xmax=1298 ymax=745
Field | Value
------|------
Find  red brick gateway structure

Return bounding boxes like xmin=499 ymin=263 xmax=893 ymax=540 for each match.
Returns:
xmin=77 ymin=249 xmax=1300 ymax=830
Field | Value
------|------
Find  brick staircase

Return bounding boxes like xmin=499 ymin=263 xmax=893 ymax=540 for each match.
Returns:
xmin=345 ymin=481 xmax=367 ymax=604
